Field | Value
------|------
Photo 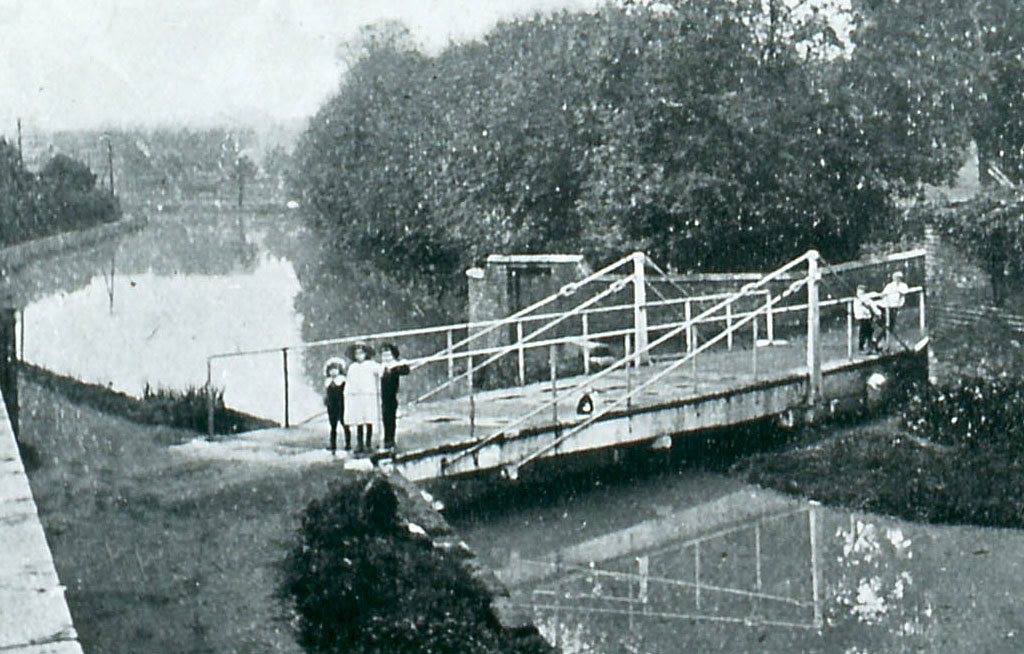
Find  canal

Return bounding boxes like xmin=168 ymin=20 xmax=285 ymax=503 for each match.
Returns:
xmin=9 ymin=204 xmax=451 ymax=425
xmin=10 ymin=203 xmax=1023 ymax=653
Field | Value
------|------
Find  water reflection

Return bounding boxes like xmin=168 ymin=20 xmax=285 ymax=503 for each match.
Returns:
xmin=452 ymin=470 xmax=1014 ymax=654
xmin=23 ymin=252 xmax=319 ymax=421
xmin=14 ymin=206 xmax=462 ymax=424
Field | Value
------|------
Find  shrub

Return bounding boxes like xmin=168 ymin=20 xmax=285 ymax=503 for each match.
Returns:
xmin=141 ymin=384 xmax=223 ymax=433
xmin=279 ymin=476 xmax=553 ymax=654
xmin=900 ymin=377 xmax=1024 ymax=448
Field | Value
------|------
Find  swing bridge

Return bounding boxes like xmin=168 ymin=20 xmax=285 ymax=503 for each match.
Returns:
xmin=205 ymin=247 xmax=928 ymax=483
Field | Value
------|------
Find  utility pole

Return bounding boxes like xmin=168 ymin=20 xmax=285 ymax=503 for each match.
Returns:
xmin=16 ymin=118 xmax=23 ymax=166
xmin=107 ymin=138 xmax=115 ymax=196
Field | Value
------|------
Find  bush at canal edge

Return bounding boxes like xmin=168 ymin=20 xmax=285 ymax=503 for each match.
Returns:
xmin=279 ymin=475 xmax=553 ymax=654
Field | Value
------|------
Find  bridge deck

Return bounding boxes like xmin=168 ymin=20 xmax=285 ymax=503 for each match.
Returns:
xmin=391 ymin=330 xmax=854 ymax=454
xmin=175 ymin=325 xmax=919 ymax=476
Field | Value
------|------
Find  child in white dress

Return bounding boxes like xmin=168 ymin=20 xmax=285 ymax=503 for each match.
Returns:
xmin=343 ymin=342 xmax=383 ymax=452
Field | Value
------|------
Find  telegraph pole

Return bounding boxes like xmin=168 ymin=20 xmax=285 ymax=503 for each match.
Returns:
xmin=107 ymin=138 xmax=115 ymax=196
xmin=16 ymin=118 xmax=23 ymax=166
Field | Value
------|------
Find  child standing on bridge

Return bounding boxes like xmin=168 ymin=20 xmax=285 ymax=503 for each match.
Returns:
xmin=344 ymin=342 xmax=383 ymax=452
xmin=880 ymin=270 xmax=910 ymax=347
xmin=853 ymin=285 xmax=882 ymax=353
xmin=323 ymin=357 xmax=349 ymax=453
xmin=379 ymin=343 xmax=410 ymax=451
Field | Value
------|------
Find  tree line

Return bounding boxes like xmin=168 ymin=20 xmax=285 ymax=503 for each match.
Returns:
xmin=292 ymin=0 xmax=1024 ymax=294
xmin=0 ymin=139 xmax=120 ymax=247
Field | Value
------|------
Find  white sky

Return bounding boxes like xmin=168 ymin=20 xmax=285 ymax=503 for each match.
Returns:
xmin=0 ymin=0 xmax=601 ymax=132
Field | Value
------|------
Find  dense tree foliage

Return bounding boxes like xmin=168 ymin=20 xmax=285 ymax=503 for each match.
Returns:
xmin=0 ymin=139 xmax=120 ymax=247
xmin=279 ymin=476 xmax=552 ymax=654
xmin=851 ymin=0 xmax=1024 ymax=187
xmin=292 ymin=0 xmax=1000 ymax=292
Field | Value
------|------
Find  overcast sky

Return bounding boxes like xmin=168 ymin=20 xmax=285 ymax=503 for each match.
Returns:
xmin=0 ymin=0 xmax=600 ymax=133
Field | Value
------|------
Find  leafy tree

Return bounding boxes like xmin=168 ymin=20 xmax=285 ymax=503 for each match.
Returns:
xmin=293 ymin=1 xmax=994 ymax=291
xmin=40 ymin=154 xmax=97 ymax=193
xmin=849 ymin=0 xmax=1024 ymax=187
xmin=0 ymin=139 xmax=39 ymax=243
xmin=0 ymin=142 xmax=118 ymax=246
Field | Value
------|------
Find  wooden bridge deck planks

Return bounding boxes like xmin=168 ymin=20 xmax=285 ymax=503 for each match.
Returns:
xmin=390 ymin=324 xmax=874 ymax=457
xmin=0 ymin=391 xmax=83 ymax=654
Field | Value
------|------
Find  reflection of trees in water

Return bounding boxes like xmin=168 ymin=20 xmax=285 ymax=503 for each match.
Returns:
xmin=4 ymin=208 xmax=260 ymax=308
xmin=287 ymin=235 xmax=466 ymax=390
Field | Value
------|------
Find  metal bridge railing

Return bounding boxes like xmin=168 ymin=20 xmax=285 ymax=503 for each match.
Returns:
xmin=202 ymin=248 xmax=925 ymax=437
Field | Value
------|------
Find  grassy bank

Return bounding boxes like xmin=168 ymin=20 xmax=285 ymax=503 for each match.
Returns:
xmin=732 ymin=365 xmax=1024 ymax=530
xmin=20 ymin=362 xmax=276 ymax=436
xmin=18 ymin=375 xmax=341 ymax=654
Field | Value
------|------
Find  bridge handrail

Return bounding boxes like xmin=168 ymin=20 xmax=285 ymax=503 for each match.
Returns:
xmin=442 ymin=250 xmax=816 ymax=472
xmin=414 ymin=273 xmax=635 ymax=403
xmin=399 ymin=285 xmax=924 ymax=370
xmin=501 ymin=265 xmax=818 ymax=477
xmin=409 ymin=253 xmax=636 ymax=374
xmin=501 ymin=263 xmax=924 ymax=477
xmin=402 ymin=296 xmax=777 ymax=368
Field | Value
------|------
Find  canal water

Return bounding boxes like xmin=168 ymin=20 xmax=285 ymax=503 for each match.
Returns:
xmin=10 ymin=205 xmax=449 ymax=424
xmin=445 ymin=451 xmax=1024 ymax=654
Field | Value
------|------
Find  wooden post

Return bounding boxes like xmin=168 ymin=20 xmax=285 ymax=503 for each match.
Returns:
xmin=0 ymin=305 xmax=19 ymax=438
xmin=468 ymin=355 xmax=475 ymax=438
xmin=806 ymin=252 xmax=822 ymax=409
xmin=685 ymin=300 xmax=693 ymax=353
xmin=847 ymin=300 xmax=854 ymax=360
xmin=282 ymin=348 xmax=290 ymax=427
xmin=765 ymin=291 xmax=775 ymax=343
xmin=752 ymin=317 xmax=758 ymax=380
xmin=624 ymin=334 xmax=633 ymax=412
xmin=627 ymin=570 xmax=635 ymax=631
xmin=19 ymin=308 xmax=25 ymax=360
xmin=754 ymin=524 xmax=762 ymax=618
xmin=809 ymin=506 xmax=823 ymax=628
xmin=726 ymin=302 xmax=733 ymax=350
xmin=549 ymin=344 xmax=558 ymax=427
xmin=516 ymin=321 xmax=526 ymax=386
xmin=638 ymin=555 xmax=649 ymax=612
xmin=206 ymin=359 xmax=215 ymax=437
xmin=581 ymin=314 xmax=590 ymax=375
xmin=918 ymin=289 xmax=926 ymax=336
xmin=446 ymin=329 xmax=456 ymax=398
xmin=632 ymin=252 xmax=649 ymax=365
xmin=694 ymin=541 xmax=701 ymax=611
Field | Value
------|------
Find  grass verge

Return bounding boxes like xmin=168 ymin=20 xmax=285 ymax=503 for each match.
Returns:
xmin=733 ymin=415 xmax=1024 ymax=529
xmin=18 ymin=374 xmax=341 ymax=654
xmin=20 ymin=362 xmax=276 ymax=435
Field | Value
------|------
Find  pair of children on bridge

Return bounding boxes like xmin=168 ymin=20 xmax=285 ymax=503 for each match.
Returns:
xmin=324 ymin=342 xmax=410 ymax=455
xmin=853 ymin=271 xmax=910 ymax=353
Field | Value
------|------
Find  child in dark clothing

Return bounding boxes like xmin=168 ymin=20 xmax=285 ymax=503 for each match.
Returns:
xmin=323 ymin=357 xmax=350 ymax=453
xmin=379 ymin=343 xmax=410 ymax=450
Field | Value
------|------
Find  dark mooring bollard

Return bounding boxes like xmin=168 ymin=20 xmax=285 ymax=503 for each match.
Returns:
xmin=0 ymin=305 xmax=18 ymax=438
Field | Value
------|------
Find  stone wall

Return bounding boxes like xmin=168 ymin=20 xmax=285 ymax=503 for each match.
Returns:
xmin=0 ymin=214 xmax=147 ymax=274
xmin=0 ymin=387 xmax=83 ymax=653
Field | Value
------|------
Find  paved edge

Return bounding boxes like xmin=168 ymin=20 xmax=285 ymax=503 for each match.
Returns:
xmin=0 ymin=388 xmax=83 ymax=654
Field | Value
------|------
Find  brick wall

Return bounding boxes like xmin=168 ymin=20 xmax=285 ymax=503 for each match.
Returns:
xmin=924 ymin=225 xmax=1024 ymax=381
